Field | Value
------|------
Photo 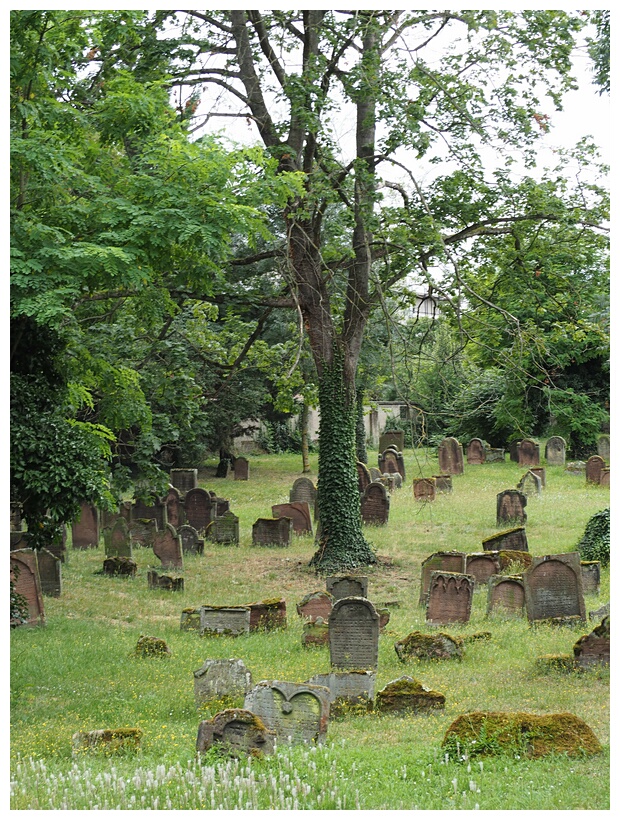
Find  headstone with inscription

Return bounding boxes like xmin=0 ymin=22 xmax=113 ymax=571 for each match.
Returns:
xmin=496 ymin=489 xmax=527 ymax=526
xmin=196 ymin=709 xmax=275 ymax=758
xmin=438 ymin=437 xmax=464 ymax=475
xmin=200 ymin=606 xmax=251 ymax=637
xmin=297 ymin=591 xmax=334 ymax=622
xmin=467 ymin=438 xmax=486 ymax=464
xmin=272 ymin=502 xmax=312 ymax=536
xmin=10 ymin=549 xmax=45 ymax=627
xmin=413 ymin=478 xmax=436 ymax=502
xmin=486 ymin=575 xmax=525 ymax=617
xmin=194 ymin=659 xmax=253 ymax=707
xmin=234 ymin=457 xmax=250 ymax=481
xmin=361 ymin=481 xmax=390 ymax=525
xmin=517 ymin=439 xmax=540 ymax=466
xmin=379 ymin=449 xmax=405 ymax=479
xmin=184 ymin=488 xmax=214 ymax=533
xmin=152 ymin=524 xmax=183 ymax=570
xmin=585 ymin=455 xmax=605 ymax=484
xmin=482 ymin=527 xmax=528 ymax=553
xmin=170 ymin=469 xmax=198 ymax=493
xmin=523 ymin=552 xmax=586 ymax=623
xmin=209 ymin=511 xmax=240 ymax=545
xmin=465 ymin=552 xmax=500 ymax=586
xmin=177 ymin=524 xmax=204 ymax=555
xmin=426 ymin=571 xmax=475 ymax=624
xmin=252 ymin=517 xmax=293 ymax=547
xmin=580 ymin=561 xmax=601 ymax=596
xmin=326 ymin=576 xmax=368 ymax=601
xmin=71 ymin=502 xmax=100 ymax=549
xmin=328 ymin=597 xmax=380 ymax=671
xmin=244 ymin=681 xmax=330 ymax=745
xmin=419 ymin=551 xmax=466 ymax=605
xmin=545 ymin=436 xmax=566 ymax=466
xmin=289 ymin=477 xmax=317 ymax=509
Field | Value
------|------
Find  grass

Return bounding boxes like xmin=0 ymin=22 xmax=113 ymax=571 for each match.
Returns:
xmin=10 ymin=447 xmax=610 ymax=809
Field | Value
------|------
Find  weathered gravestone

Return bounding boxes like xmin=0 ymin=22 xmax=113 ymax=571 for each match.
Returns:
xmin=245 ymin=598 xmax=287 ymax=631
xmin=426 ymin=572 xmax=475 ymax=624
xmin=433 ymin=475 xmax=453 ymax=493
xmin=585 ymin=455 xmax=605 ymax=484
xmin=486 ymin=575 xmax=525 ymax=617
xmin=212 ymin=496 xmax=230 ymax=517
xmin=329 ymin=597 xmax=379 ymax=670
xmin=381 ymin=472 xmax=402 ymax=492
xmin=375 ymin=676 xmax=446 ymax=715
xmin=597 ymin=434 xmax=610 ymax=462
xmin=152 ymin=524 xmax=183 ymax=570
xmin=517 ymin=470 xmax=542 ymax=497
xmin=379 ymin=448 xmax=405 ymax=479
xmin=103 ymin=556 xmax=137 ymax=577
xmin=200 ymin=606 xmax=251 ymax=637
xmin=517 ymin=439 xmax=540 ymax=466
xmin=438 ymin=437 xmax=464 ymax=475
xmin=482 ymin=527 xmax=528 ymax=553
xmin=361 ymin=481 xmax=390 ymax=525
xmin=419 ymin=552 xmax=466 ymax=605
xmin=465 ymin=552 xmax=500 ymax=586
xmin=244 ymin=681 xmax=331 ymax=745
xmin=485 ymin=448 xmax=505 ymax=463
xmin=132 ymin=496 xmax=166 ymax=529
xmin=467 ymin=438 xmax=486 ymax=464
xmin=252 ymin=517 xmax=293 ymax=547
xmin=580 ymin=561 xmax=601 ymax=596
xmin=71 ymin=502 xmax=100 ymax=549
xmin=413 ymin=478 xmax=436 ymax=502
xmin=369 ymin=467 xmax=382 ymax=482
xmin=196 ymin=709 xmax=275 ymax=758
xmin=272 ymin=502 xmax=312 ymax=536
xmin=194 ymin=658 xmax=252 ymax=707
xmin=164 ymin=487 xmax=184 ymax=530
xmin=545 ymin=436 xmax=566 ymax=466
xmin=509 ymin=440 xmax=520 ymax=462
xmin=306 ymin=670 xmax=375 ymax=716
xmin=297 ymin=591 xmax=334 ymax=622
xmin=184 ymin=488 xmax=214 ymax=533
xmin=177 ymin=524 xmax=204 ymax=555
xmin=326 ymin=575 xmax=368 ymax=601
xmin=523 ymin=552 xmax=586 ymax=623
xmin=289 ymin=477 xmax=317 ymax=510
xmin=170 ymin=468 xmax=198 ymax=494
xmin=600 ymin=468 xmax=610 ymax=487
xmin=379 ymin=430 xmax=405 ymax=452
xmin=234 ymin=456 xmax=250 ymax=481
xmin=394 ymin=631 xmax=463 ymax=661
xmin=147 ymin=570 xmax=184 ymax=592
xmin=565 ymin=460 xmax=586 ymax=476
xmin=530 ymin=466 xmax=546 ymax=488
xmin=209 ymin=511 xmax=240 ymax=545
xmin=10 ymin=549 xmax=45 ymax=627
xmin=129 ymin=518 xmax=158 ymax=547
xmin=104 ymin=518 xmax=133 ymax=558
xmin=36 ymin=548 xmax=62 ymax=597
xmin=573 ymin=616 xmax=610 ymax=668
xmin=496 ymin=489 xmax=527 ymax=526
xmin=356 ymin=462 xmax=372 ymax=494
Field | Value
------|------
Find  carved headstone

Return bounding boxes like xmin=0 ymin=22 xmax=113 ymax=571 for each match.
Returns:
xmin=426 ymin=572 xmax=475 ymax=624
xmin=208 ymin=511 xmax=240 ymax=545
xmin=356 ymin=462 xmax=372 ymax=494
xmin=184 ymin=488 xmax=214 ymax=533
xmin=36 ymin=548 xmax=62 ymax=597
xmin=496 ymin=489 xmax=527 ymax=526
xmin=413 ymin=478 xmax=436 ymax=502
xmin=244 ymin=681 xmax=330 ymax=745
xmin=486 ymin=575 xmax=525 ymax=617
xmin=199 ymin=606 xmax=251 ymax=637
xmin=164 ymin=487 xmax=183 ymax=530
xmin=433 ymin=475 xmax=453 ymax=493
xmin=361 ymin=481 xmax=390 ymax=525
xmin=517 ymin=439 xmax=540 ymax=466
xmin=573 ymin=617 xmax=610 ymax=668
xmin=523 ymin=552 xmax=586 ymax=623
xmin=306 ymin=670 xmax=375 ymax=715
xmin=437 ymin=437 xmax=464 ymax=475
xmin=71 ymin=502 xmax=100 ymax=549
xmin=170 ymin=469 xmax=198 ymax=494
xmin=147 ymin=570 xmax=184 ymax=591
xmin=194 ymin=659 xmax=252 ymax=707
xmin=326 ymin=576 xmax=368 ymax=601
xmin=545 ymin=436 xmax=566 ymax=466
xmin=597 ymin=435 xmax=610 ymax=462
xmin=517 ymin=470 xmax=542 ymax=497
xmin=369 ymin=467 xmax=382 ymax=482
xmin=419 ymin=552 xmax=466 ymax=605
xmin=482 ymin=527 xmax=528 ymax=553
xmin=585 ymin=455 xmax=605 ymax=484
xmin=465 ymin=552 xmax=500 ymax=586
xmin=467 ymin=438 xmax=486 ymax=464
xmin=328 ymin=597 xmax=380 ymax=671
xmin=252 ymin=517 xmax=292 ymax=547
xmin=297 ymin=591 xmax=334 ymax=621
xmin=152 ymin=524 xmax=183 ymax=570
xmin=272 ymin=502 xmax=312 ymax=536
xmin=196 ymin=709 xmax=275 ymax=758
xmin=289 ymin=477 xmax=317 ymax=510
xmin=580 ymin=561 xmax=601 ymax=596
xmin=234 ymin=456 xmax=249 ymax=481
xmin=379 ymin=430 xmax=405 ymax=452
xmin=177 ymin=524 xmax=204 ymax=555
xmin=379 ymin=448 xmax=405 ymax=479
xmin=10 ymin=549 xmax=45 ymax=627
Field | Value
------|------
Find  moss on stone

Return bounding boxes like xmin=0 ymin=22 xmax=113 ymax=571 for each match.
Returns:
xmin=497 ymin=550 xmax=532 ymax=571
xmin=395 ymin=630 xmax=463 ymax=661
xmin=133 ymin=635 xmax=171 ymax=657
xmin=535 ymin=654 xmax=577 ymax=673
xmin=375 ymin=676 xmax=445 ymax=714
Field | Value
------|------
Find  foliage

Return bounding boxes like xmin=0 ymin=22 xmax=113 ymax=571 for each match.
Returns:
xmin=576 ymin=508 xmax=610 ymax=567
xmin=586 ymin=10 xmax=610 ymax=94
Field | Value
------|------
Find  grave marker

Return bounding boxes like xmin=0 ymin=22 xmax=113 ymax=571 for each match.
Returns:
xmin=328 ymin=597 xmax=380 ymax=671
xmin=194 ymin=659 xmax=252 ymax=707
xmin=545 ymin=436 xmax=566 ymax=466
xmin=245 ymin=598 xmax=287 ymax=631
xmin=272 ymin=502 xmax=312 ymax=536
xmin=465 ymin=552 xmax=500 ymax=586
xmin=485 ymin=448 xmax=505 ymax=463
xmin=413 ymin=478 xmax=436 ymax=502
xmin=196 ymin=709 xmax=275 ymax=758
xmin=184 ymin=488 xmax=214 ymax=533
xmin=132 ymin=496 xmax=166 ymax=529
xmin=482 ymin=527 xmax=528 ymax=553
xmin=71 ymin=502 xmax=100 ymax=549
xmin=129 ymin=518 xmax=158 ymax=547
xmin=517 ymin=470 xmax=542 ymax=497
xmin=147 ymin=570 xmax=184 ymax=591
xmin=103 ymin=556 xmax=137 ymax=576
xmin=600 ymin=468 xmax=610 ymax=487
xmin=244 ymin=681 xmax=330 ymax=745
xmin=375 ymin=676 xmax=446 ymax=715
xmin=580 ymin=561 xmax=601 ymax=596
xmin=379 ymin=430 xmax=405 ymax=452
xmin=209 ymin=511 xmax=240 ymax=545
xmin=200 ymin=606 xmax=251 ymax=637
xmin=170 ymin=468 xmax=198 ymax=494
xmin=433 ymin=475 xmax=453 ymax=493
xmin=10 ymin=549 xmax=45 ymax=627
xmin=356 ymin=462 xmax=371 ymax=494
xmin=326 ymin=576 xmax=368 ymax=601
xmin=36 ymin=548 xmax=62 ymax=597
xmin=306 ymin=670 xmax=375 ymax=715
xmin=425 ymin=572 xmax=474 ymax=624
xmin=496 ymin=489 xmax=527 ymax=526
xmin=152 ymin=524 xmax=183 ymax=570
xmin=530 ymin=466 xmax=546 ymax=488
xmin=517 ymin=439 xmax=540 ymax=466
xmin=437 ymin=437 xmax=464 ymax=475
xmin=467 ymin=438 xmax=486 ymax=464
xmin=164 ymin=487 xmax=184 ymax=530
xmin=523 ymin=552 xmax=586 ymax=623
xmin=104 ymin=518 xmax=133 ymax=558
xmin=379 ymin=449 xmax=405 ymax=479
xmin=234 ymin=456 xmax=250 ymax=481
xmin=297 ymin=591 xmax=334 ymax=621
xmin=361 ymin=481 xmax=390 ymax=525
xmin=573 ymin=617 xmax=609 ymax=668
xmin=509 ymin=440 xmax=520 ymax=462
xmin=486 ymin=575 xmax=525 ymax=617
xmin=289 ymin=477 xmax=317 ymax=509
xmin=597 ymin=434 xmax=610 ymax=462
xmin=177 ymin=524 xmax=204 ymax=555
xmin=585 ymin=455 xmax=605 ymax=484
xmin=419 ymin=552 xmax=466 ymax=605
xmin=252 ymin=517 xmax=293 ymax=547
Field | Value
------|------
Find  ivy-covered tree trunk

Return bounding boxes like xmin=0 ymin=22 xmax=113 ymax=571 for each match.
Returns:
xmin=300 ymin=402 xmax=311 ymax=474
xmin=355 ymin=386 xmax=368 ymax=465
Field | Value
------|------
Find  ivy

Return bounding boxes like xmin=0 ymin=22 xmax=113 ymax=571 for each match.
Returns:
xmin=576 ymin=508 xmax=610 ymax=567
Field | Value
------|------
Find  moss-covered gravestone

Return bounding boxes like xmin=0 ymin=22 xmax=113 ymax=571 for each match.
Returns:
xmin=170 ymin=468 xmax=198 ymax=493
xmin=482 ymin=527 xmax=528 ymax=553
xmin=196 ymin=709 xmax=274 ymax=758
xmin=252 ymin=517 xmax=293 ymax=547
xmin=496 ymin=490 xmax=527 ymax=526
xmin=194 ymin=658 xmax=252 ymax=708
xmin=200 ymin=606 xmax=251 ymax=637
xmin=297 ymin=590 xmax=334 ymax=621
xmin=133 ymin=635 xmax=171 ymax=657
xmin=305 ymin=670 xmax=375 ymax=715
xmin=244 ymin=681 xmax=330 ymax=745
xmin=517 ymin=438 xmax=539 ymax=466
xmin=394 ymin=631 xmax=463 ymax=662
xmin=419 ymin=551 xmax=466 ymax=606
xmin=326 ymin=575 xmax=368 ymax=601
xmin=375 ymin=676 xmax=445 ymax=714
xmin=545 ymin=436 xmax=566 ymax=466
xmin=72 ymin=727 xmax=143 ymax=755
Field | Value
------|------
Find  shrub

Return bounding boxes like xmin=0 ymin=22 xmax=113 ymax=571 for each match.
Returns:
xmin=576 ymin=508 xmax=610 ymax=566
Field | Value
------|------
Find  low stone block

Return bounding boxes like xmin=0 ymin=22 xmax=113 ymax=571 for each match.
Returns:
xmin=245 ymin=598 xmax=287 ymax=631
xmin=482 ymin=527 xmax=529 ymax=553
xmin=72 ymin=728 xmax=143 ymax=755
xmin=200 ymin=606 xmax=251 ymax=637
xmin=103 ymin=556 xmax=137 ymax=577
xmin=133 ymin=635 xmax=171 ymax=657
xmin=180 ymin=608 xmax=201 ymax=631
xmin=534 ymin=654 xmax=577 ymax=673
xmin=147 ymin=570 xmax=184 ymax=592
xmin=374 ymin=676 xmax=445 ymax=715
xmin=394 ymin=631 xmax=463 ymax=662
xmin=573 ymin=616 xmax=610 ymax=668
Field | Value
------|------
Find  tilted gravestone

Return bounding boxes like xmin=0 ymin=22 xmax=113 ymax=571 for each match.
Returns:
xmin=496 ymin=489 xmax=527 ymax=526
xmin=200 ymin=606 xmax=251 ymax=637
xmin=573 ymin=616 xmax=609 ymax=669
xmin=485 ymin=448 xmax=505 ymax=463
xmin=356 ymin=461 xmax=372 ymax=494
xmin=517 ymin=470 xmax=542 ymax=497
xmin=147 ymin=570 xmax=184 ymax=592
xmin=545 ymin=436 xmax=566 ymax=466
xmin=164 ymin=487 xmax=184 ymax=530
xmin=467 ymin=438 xmax=486 ymax=464
xmin=486 ymin=575 xmax=525 ymax=617
xmin=194 ymin=658 xmax=252 ymax=708
xmin=438 ymin=437 xmax=464 ymax=475
xmin=129 ymin=518 xmax=158 ymax=547
xmin=177 ymin=524 xmax=204 ymax=555
xmin=10 ymin=549 xmax=45 ymax=627
xmin=152 ymin=524 xmax=183 ymax=570
xmin=234 ymin=456 xmax=250 ymax=481
xmin=104 ymin=518 xmax=133 ymax=558
xmin=272 ymin=502 xmax=312 ymax=536
xmin=426 ymin=572 xmax=475 ymax=624
xmin=297 ymin=591 xmax=334 ymax=622
xmin=600 ymin=468 xmax=610 ymax=487
xmin=585 ymin=455 xmax=605 ymax=484
xmin=208 ymin=511 xmax=240 ymax=545
xmin=517 ymin=439 xmax=540 ymax=466
xmin=170 ymin=468 xmax=198 ymax=494
xmin=244 ymin=681 xmax=331 ymax=745
xmin=523 ymin=552 xmax=586 ymax=623
xmin=597 ymin=434 xmax=610 ymax=462
xmin=379 ymin=430 xmax=405 ymax=452
xmin=71 ymin=502 xmax=100 ymax=549
xmin=328 ymin=597 xmax=380 ymax=671
xmin=36 ymin=548 xmax=62 ymax=597
xmin=361 ymin=481 xmax=390 ymax=525
xmin=306 ymin=670 xmax=375 ymax=715
xmin=252 ymin=517 xmax=293 ymax=547
xmin=184 ymin=488 xmax=214 ymax=534
xmin=369 ymin=467 xmax=382 ymax=481
xmin=581 ymin=561 xmax=601 ymax=596
xmin=433 ymin=475 xmax=453 ymax=493
xmin=465 ymin=552 xmax=500 ymax=586
xmin=530 ymin=466 xmax=546 ymax=488
xmin=482 ymin=527 xmax=528 ymax=553
xmin=326 ymin=576 xmax=368 ymax=601
xmin=413 ymin=478 xmax=436 ymax=502
xmin=419 ymin=552 xmax=466 ymax=605
xmin=196 ymin=709 xmax=275 ymax=758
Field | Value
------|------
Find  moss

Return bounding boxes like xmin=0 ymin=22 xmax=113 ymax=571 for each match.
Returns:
xmin=529 ymin=615 xmax=585 ymax=629
xmin=375 ymin=677 xmax=445 ymax=714
xmin=497 ymin=550 xmax=532 ymax=571
xmin=535 ymin=654 xmax=577 ymax=673
xmin=458 ymin=631 xmax=492 ymax=644
xmin=133 ymin=635 xmax=171 ymax=657
xmin=395 ymin=630 xmax=463 ymax=661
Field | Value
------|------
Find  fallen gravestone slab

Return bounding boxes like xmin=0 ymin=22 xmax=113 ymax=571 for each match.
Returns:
xmin=573 ymin=616 xmax=610 ymax=669
xmin=147 ymin=570 xmax=184 ymax=592
xmin=200 ymin=606 xmax=251 ymax=637
xmin=329 ymin=597 xmax=379 ymax=671
xmin=394 ymin=631 xmax=463 ymax=662
xmin=244 ymin=680 xmax=330 ymax=745
xmin=305 ymin=670 xmax=375 ymax=716
xmin=196 ymin=709 xmax=274 ymax=758
xmin=374 ymin=676 xmax=445 ymax=715
xmin=194 ymin=658 xmax=252 ymax=708
xmin=72 ymin=728 xmax=143 ymax=755
xmin=103 ymin=556 xmax=137 ymax=577
xmin=426 ymin=572 xmax=475 ymax=624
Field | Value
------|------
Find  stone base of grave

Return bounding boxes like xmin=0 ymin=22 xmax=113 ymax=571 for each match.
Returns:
xmin=374 ymin=677 xmax=445 ymax=715
xmin=147 ymin=570 xmax=184 ymax=591
xmin=529 ymin=615 xmax=586 ymax=629
xmin=72 ymin=727 xmax=143 ymax=755
xmin=103 ymin=556 xmax=137 ymax=576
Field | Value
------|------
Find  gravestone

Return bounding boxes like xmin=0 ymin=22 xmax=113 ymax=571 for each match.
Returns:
xmin=152 ymin=524 xmax=183 ymax=570
xmin=177 ymin=524 xmax=204 ymax=555
xmin=289 ymin=477 xmax=317 ymax=510
xmin=234 ymin=456 xmax=249 ymax=481
xmin=326 ymin=576 xmax=368 ymax=601
xmin=496 ymin=489 xmax=527 ymax=526
xmin=585 ymin=455 xmax=605 ymax=484
xmin=394 ymin=631 xmax=463 ymax=661
xmin=573 ymin=617 xmax=610 ymax=669
xmin=302 ymin=618 xmax=329 ymax=646
xmin=465 ymin=552 xmax=500 ymax=586
xmin=306 ymin=670 xmax=375 ymax=715
xmin=485 ymin=448 xmax=505 ymax=463
xmin=379 ymin=449 xmax=405 ymax=479
xmin=71 ymin=502 xmax=100 ymax=549
xmin=272 ymin=502 xmax=312 ymax=536
xmin=433 ymin=475 xmax=453 ymax=493
xmin=369 ymin=467 xmax=382 ymax=481
xmin=10 ymin=549 xmax=45 ymax=627
xmin=129 ymin=518 xmax=158 ymax=547
xmin=413 ymin=478 xmax=436 ymax=502
xmin=486 ymin=575 xmax=525 ymax=617
xmin=374 ymin=676 xmax=446 ymax=715
xmin=419 ymin=551 xmax=466 ymax=605
xmin=580 ymin=561 xmax=601 ymax=596
xmin=200 ymin=606 xmax=251 ymax=637
xmin=517 ymin=470 xmax=542 ymax=497
xmin=164 ymin=487 xmax=184 ymax=530
xmin=597 ymin=434 xmax=610 ymax=462
xmin=103 ymin=556 xmax=137 ymax=576
xmin=523 ymin=552 xmax=586 ymax=623
xmin=297 ymin=591 xmax=334 ymax=621
xmin=379 ymin=430 xmax=405 ymax=452
xmin=509 ymin=441 xmax=520 ymax=462
xmin=36 ymin=548 xmax=62 ymax=597
xmin=356 ymin=462 xmax=372 ymax=494
xmin=72 ymin=728 xmax=143 ymax=755
xmin=209 ymin=511 xmax=240 ymax=545
xmin=147 ymin=570 xmax=184 ymax=592
xmin=244 ymin=681 xmax=330 ymax=745
xmin=180 ymin=608 xmax=201 ymax=631
xmin=361 ymin=481 xmax=390 ymax=525
xmin=328 ymin=597 xmax=380 ymax=671
xmin=245 ymin=598 xmax=287 ymax=631
xmin=426 ymin=572 xmax=475 ymax=624
xmin=530 ymin=466 xmax=546 ymax=488
xmin=438 ymin=437 xmax=464 ymax=475
xmin=517 ymin=439 xmax=540 ymax=466
xmin=194 ymin=659 xmax=252 ymax=707
xmin=132 ymin=496 xmax=166 ymax=529
xmin=467 ymin=438 xmax=486 ymax=464
xmin=600 ymin=468 xmax=610 ymax=487
xmin=104 ymin=518 xmax=133 ymax=558
xmin=170 ymin=469 xmax=198 ymax=494
xmin=482 ymin=527 xmax=528 ymax=553
xmin=184 ymin=488 xmax=214 ymax=533
xmin=213 ymin=497 xmax=230 ymax=517
xmin=545 ymin=436 xmax=566 ymax=466
xmin=252 ymin=517 xmax=293 ymax=547
xmin=196 ymin=709 xmax=275 ymax=758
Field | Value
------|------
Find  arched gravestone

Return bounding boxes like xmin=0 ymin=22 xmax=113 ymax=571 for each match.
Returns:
xmin=196 ymin=708 xmax=275 ymax=758
xmin=465 ymin=552 xmax=500 ymax=586
xmin=170 ymin=468 xmax=198 ymax=494
xmin=585 ymin=455 xmax=605 ymax=484
xmin=517 ymin=470 xmax=542 ymax=497
xmin=105 ymin=518 xmax=133 ymax=557
xmin=184 ymin=488 xmax=214 ymax=533
xmin=438 ymin=437 xmax=464 ymax=475
xmin=297 ymin=591 xmax=334 ymax=621
xmin=369 ymin=467 xmax=382 ymax=481
xmin=600 ymin=468 xmax=610 ymax=487
xmin=545 ymin=436 xmax=566 ymax=466
xmin=153 ymin=524 xmax=183 ymax=570
xmin=71 ymin=502 xmax=100 ymax=549
xmin=289 ymin=477 xmax=317 ymax=507
xmin=252 ymin=517 xmax=293 ymax=547
xmin=523 ymin=552 xmax=586 ymax=623
xmin=379 ymin=430 xmax=405 ymax=452
xmin=244 ymin=681 xmax=331 ymax=745
xmin=272 ymin=502 xmax=312 ymax=535
xmin=177 ymin=524 xmax=204 ymax=555
xmin=467 ymin=438 xmax=486 ymax=464
xmin=517 ymin=439 xmax=540 ymax=466
xmin=419 ymin=551 xmax=466 ymax=605
xmin=486 ymin=575 xmax=525 ymax=616
xmin=413 ymin=478 xmax=436 ymax=502
xmin=379 ymin=449 xmax=405 ymax=479
xmin=426 ymin=572 xmax=475 ymax=624
xmin=10 ymin=549 xmax=45 ymax=627
xmin=209 ymin=511 xmax=240 ymax=545
xmin=356 ymin=461 xmax=372 ymax=494
xmin=326 ymin=575 xmax=368 ymax=601
xmin=234 ymin=456 xmax=250 ymax=481
xmin=496 ymin=489 xmax=527 ymax=526
xmin=482 ymin=526 xmax=528 ymax=553
xmin=164 ymin=487 xmax=183 ymax=530
xmin=361 ymin=481 xmax=390 ymax=525
xmin=328 ymin=597 xmax=380 ymax=671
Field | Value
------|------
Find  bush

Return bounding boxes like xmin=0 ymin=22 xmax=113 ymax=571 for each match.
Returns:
xmin=576 ymin=508 xmax=610 ymax=566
